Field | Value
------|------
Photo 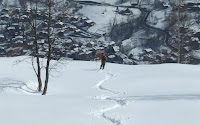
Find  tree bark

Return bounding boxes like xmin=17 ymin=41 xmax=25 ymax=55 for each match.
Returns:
xmin=42 ymin=0 xmax=52 ymax=95
xmin=30 ymin=0 xmax=43 ymax=91
xmin=177 ymin=0 xmax=182 ymax=63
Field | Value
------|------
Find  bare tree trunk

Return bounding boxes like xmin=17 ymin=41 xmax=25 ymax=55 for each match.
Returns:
xmin=177 ymin=0 xmax=182 ymax=63
xmin=30 ymin=0 xmax=42 ymax=91
xmin=42 ymin=0 xmax=52 ymax=95
xmin=34 ymin=28 xmax=42 ymax=91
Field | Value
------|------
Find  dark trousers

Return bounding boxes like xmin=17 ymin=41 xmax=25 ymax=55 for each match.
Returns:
xmin=100 ymin=61 xmax=106 ymax=69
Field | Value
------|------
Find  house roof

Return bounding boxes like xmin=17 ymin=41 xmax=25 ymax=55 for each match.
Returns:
xmin=7 ymin=27 xmax=15 ymax=30
xmin=113 ymin=46 xmax=120 ymax=52
xmin=0 ymin=34 xmax=4 ymax=38
xmin=86 ymin=20 xmax=93 ymax=23
xmin=108 ymin=55 xmax=115 ymax=58
xmin=144 ymin=48 xmax=153 ymax=52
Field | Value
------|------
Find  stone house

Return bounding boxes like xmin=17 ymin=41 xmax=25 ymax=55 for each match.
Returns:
xmin=1 ymin=14 xmax=9 ymax=21
xmin=71 ymin=16 xmax=79 ymax=21
xmin=54 ymin=22 xmax=65 ymax=28
xmin=6 ymin=47 xmax=23 ymax=57
xmin=85 ymin=20 xmax=95 ymax=26
xmin=143 ymin=48 xmax=154 ymax=54
xmin=87 ymin=42 xmax=95 ymax=48
xmin=0 ymin=34 xmax=5 ymax=42
xmin=94 ymin=47 xmax=105 ymax=56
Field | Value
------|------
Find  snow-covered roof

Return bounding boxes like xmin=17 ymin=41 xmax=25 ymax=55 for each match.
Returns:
xmin=108 ymin=55 xmax=115 ymax=58
xmin=89 ymin=42 xmax=95 ymax=44
xmin=1 ymin=14 xmax=9 ymax=18
xmin=66 ymin=39 xmax=72 ymax=43
xmin=81 ymin=45 xmax=87 ymax=49
xmin=86 ymin=20 xmax=93 ymax=23
xmin=94 ymin=47 xmax=104 ymax=50
xmin=12 ymin=23 xmax=19 ymax=26
xmin=6 ymin=47 xmax=23 ymax=52
xmin=57 ymin=22 xmax=64 ymax=25
xmin=75 ymin=29 xmax=81 ymax=32
xmin=144 ymin=48 xmax=153 ymax=52
xmin=109 ymin=41 xmax=115 ymax=45
xmin=15 ymin=36 xmax=23 ymax=39
xmin=74 ymin=48 xmax=79 ymax=52
xmin=85 ymin=51 xmax=93 ymax=54
xmin=116 ymin=52 xmax=127 ymax=59
xmin=183 ymin=46 xmax=190 ymax=51
xmin=81 ymin=17 xmax=87 ymax=20
xmin=14 ymin=40 xmax=23 ymax=44
xmin=191 ymin=37 xmax=199 ymax=41
xmin=113 ymin=46 xmax=120 ymax=52
xmin=123 ymin=58 xmax=133 ymax=64
xmin=190 ymin=50 xmax=200 ymax=59
xmin=38 ymin=39 xmax=45 ymax=44
xmin=7 ymin=27 xmax=15 ymax=30
xmin=21 ymin=15 xmax=28 ymax=18
xmin=73 ymin=44 xmax=79 ymax=47
xmin=0 ymin=34 xmax=4 ymax=38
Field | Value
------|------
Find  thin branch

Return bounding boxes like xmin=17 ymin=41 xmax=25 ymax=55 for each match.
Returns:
xmin=31 ymin=56 xmax=38 ymax=76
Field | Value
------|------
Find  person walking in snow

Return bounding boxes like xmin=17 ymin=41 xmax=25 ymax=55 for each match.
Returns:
xmin=97 ymin=53 xmax=107 ymax=70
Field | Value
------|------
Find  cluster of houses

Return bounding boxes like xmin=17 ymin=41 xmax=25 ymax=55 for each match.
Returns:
xmin=0 ymin=5 xmax=136 ymax=64
xmin=0 ymin=2 xmax=200 ymax=65
xmin=51 ymin=38 xmax=136 ymax=64
xmin=137 ymin=32 xmax=200 ymax=64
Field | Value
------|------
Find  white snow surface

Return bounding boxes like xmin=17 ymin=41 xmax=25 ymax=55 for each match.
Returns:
xmin=79 ymin=5 xmax=141 ymax=34
xmin=147 ymin=8 xmax=172 ymax=30
xmin=1 ymin=56 xmax=200 ymax=125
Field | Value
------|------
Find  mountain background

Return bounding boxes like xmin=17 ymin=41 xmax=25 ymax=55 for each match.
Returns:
xmin=0 ymin=0 xmax=199 ymax=64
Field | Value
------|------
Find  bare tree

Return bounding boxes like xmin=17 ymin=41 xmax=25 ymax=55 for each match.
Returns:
xmin=29 ymin=0 xmax=43 ymax=91
xmin=167 ymin=0 xmax=194 ymax=63
xmin=42 ymin=0 xmax=52 ymax=95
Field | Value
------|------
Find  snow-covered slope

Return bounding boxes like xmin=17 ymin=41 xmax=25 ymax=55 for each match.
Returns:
xmin=79 ymin=5 xmax=141 ymax=34
xmin=0 ymin=56 xmax=200 ymax=125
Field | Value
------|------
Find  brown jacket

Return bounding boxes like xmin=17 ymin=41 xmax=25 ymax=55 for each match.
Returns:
xmin=97 ymin=54 xmax=107 ymax=62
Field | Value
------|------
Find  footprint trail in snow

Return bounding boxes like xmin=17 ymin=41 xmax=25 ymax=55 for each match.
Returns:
xmin=93 ymin=70 xmax=129 ymax=125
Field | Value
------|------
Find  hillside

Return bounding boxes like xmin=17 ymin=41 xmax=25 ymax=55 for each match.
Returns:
xmin=0 ymin=56 xmax=200 ymax=125
xmin=0 ymin=0 xmax=199 ymax=64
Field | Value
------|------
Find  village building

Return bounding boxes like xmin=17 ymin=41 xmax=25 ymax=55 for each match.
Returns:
xmin=87 ymin=42 xmax=95 ymax=48
xmin=113 ymin=46 xmax=120 ymax=53
xmin=107 ymin=55 xmax=115 ymax=62
xmin=55 ymin=22 xmax=65 ymax=28
xmin=6 ymin=47 xmax=23 ymax=57
xmin=0 ymin=34 xmax=5 ymax=42
xmin=38 ymin=31 xmax=48 ymax=38
xmin=12 ymin=8 xmax=21 ymax=14
xmin=80 ymin=17 xmax=88 ymax=22
xmin=1 ymin=14 xmax=9 ymax=21
xmin=94 ymin=47 xmax=105 ymax=56
xmin=70 ymin=15 xmax=79 ymax=21
xmin=156 ymin=54 xmax=165 ymax=62
xmin=20 ymin=15 xmax=29 ymax=22
xmin=143 ymin=48 xmax=154 ymax=54
xmin=85 ymin=20 xmax=95 ymax=26
xmin=1 ymin=8 xmax=9 ymax=14
xmin=63 ymin=39 xmax=73 ymax=47
xmin=57 ymin=30 xmax=65 ymax=37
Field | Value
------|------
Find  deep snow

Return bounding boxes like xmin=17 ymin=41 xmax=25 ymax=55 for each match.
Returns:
xmin=0 ymin=56 xmax=200 ymax=125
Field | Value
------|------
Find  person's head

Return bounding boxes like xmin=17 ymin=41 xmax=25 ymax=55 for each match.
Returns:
xmin=102 ymin=53 xmax=104 ymax=55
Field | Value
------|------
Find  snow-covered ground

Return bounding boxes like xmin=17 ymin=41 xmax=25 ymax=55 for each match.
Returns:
xmin=0 ymin=56 xmax=200 ymax=125
xmin=147 ymin=8 xmax=172 ymax=30
xmin=79 ymin=5 xmax=141 ymax=34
